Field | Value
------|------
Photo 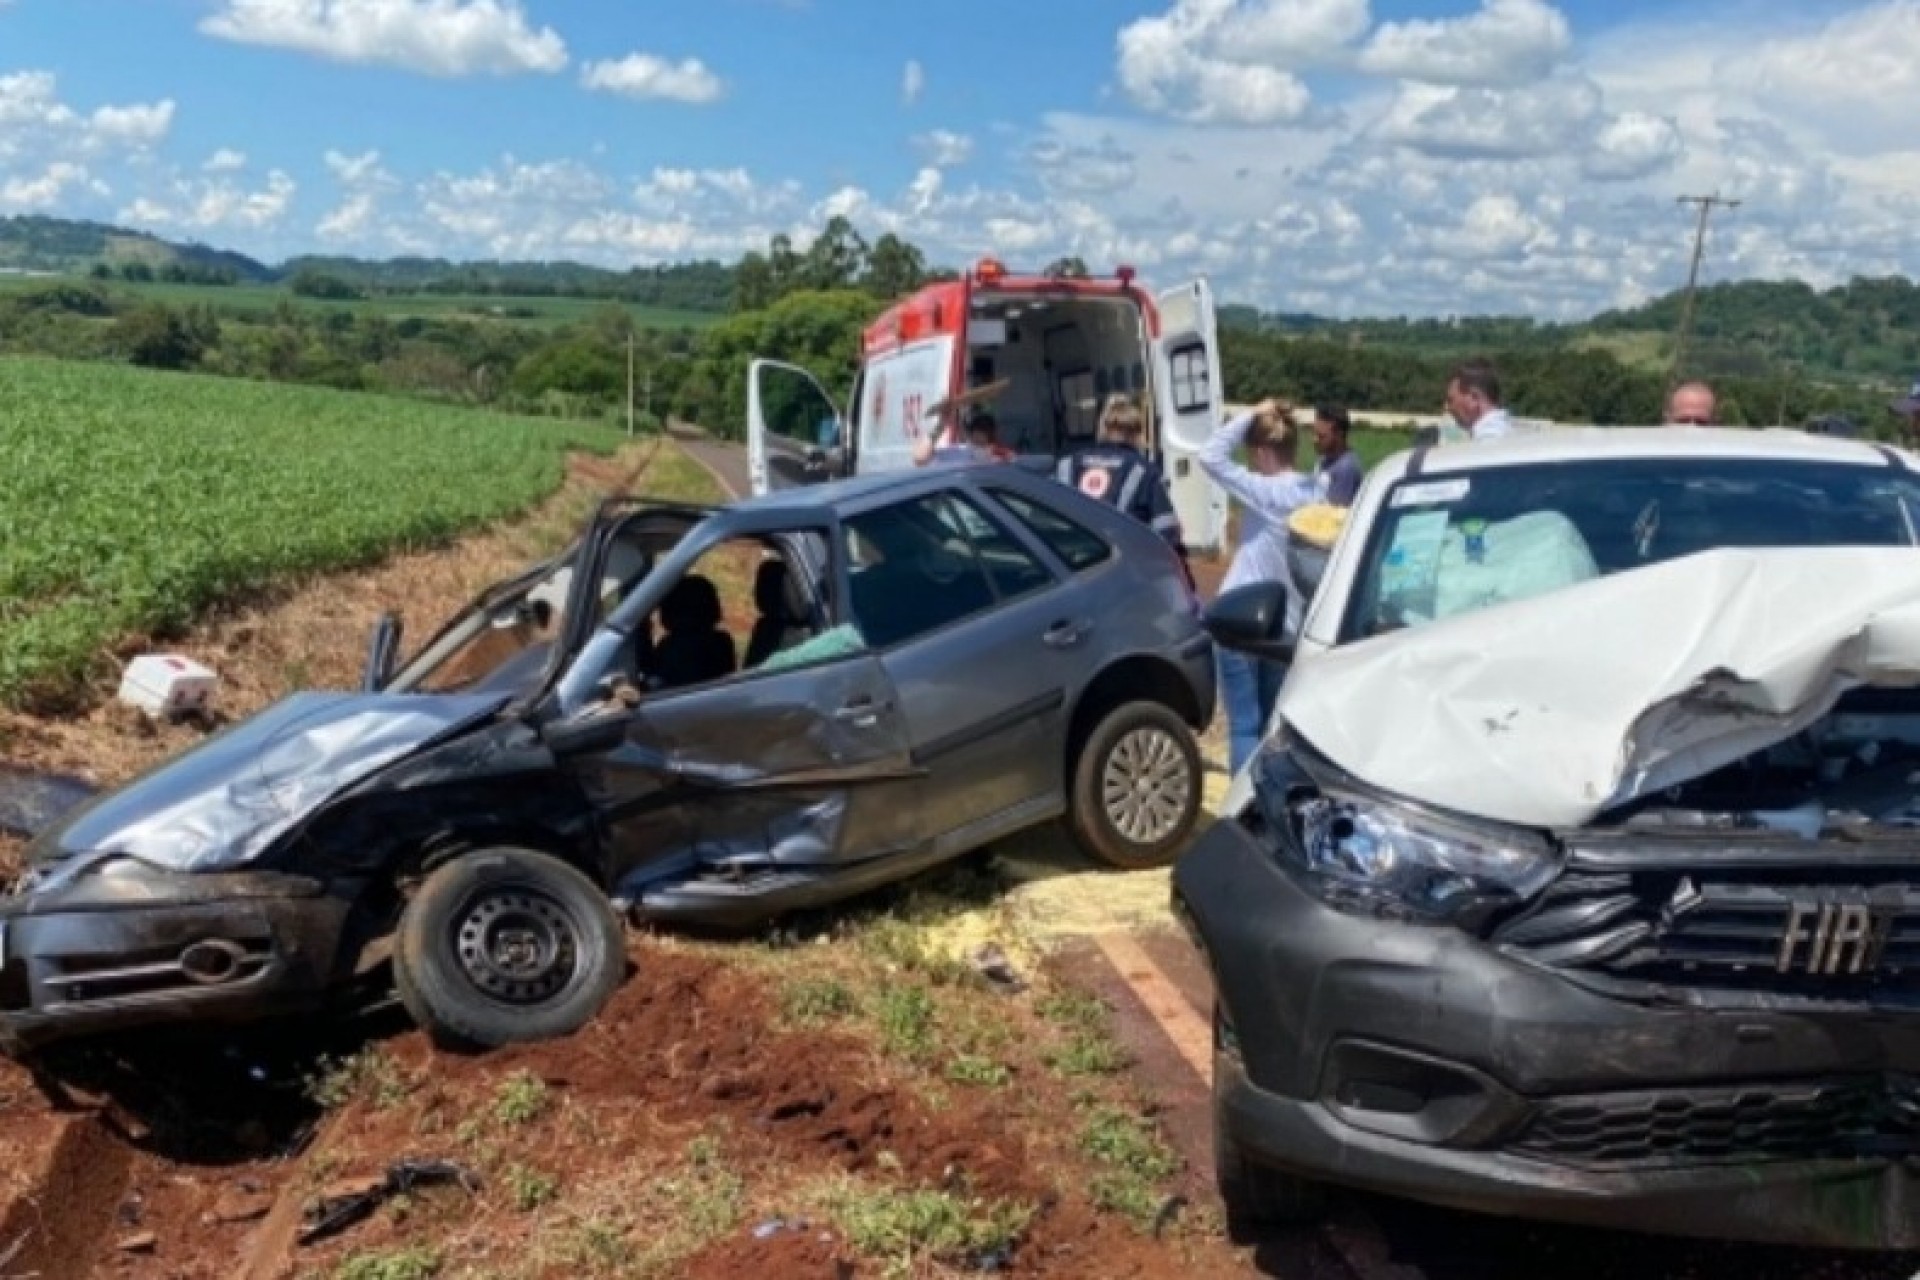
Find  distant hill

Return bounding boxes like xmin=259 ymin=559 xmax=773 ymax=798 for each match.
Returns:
xmin=1223 ymin=275 xmax=1920 ymax=388
xmin=0 ymin=214 xmax=272 ymax=282
xmin=279 ymin=253 xmax=735 ymax=311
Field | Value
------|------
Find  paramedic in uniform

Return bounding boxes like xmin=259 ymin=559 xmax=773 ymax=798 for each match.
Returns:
xmin=1055 ymin=394 xmax=1184 ymax=552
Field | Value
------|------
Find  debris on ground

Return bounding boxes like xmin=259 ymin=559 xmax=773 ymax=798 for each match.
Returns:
xmin=967 ymin=942 xmax=1027 ymax=992
xmin=298 ymin=1160 xmax=480 ymax=1246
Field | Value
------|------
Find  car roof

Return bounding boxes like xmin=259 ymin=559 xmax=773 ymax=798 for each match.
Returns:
xmin=1371 ymin=425 xmax=1912 ymax=486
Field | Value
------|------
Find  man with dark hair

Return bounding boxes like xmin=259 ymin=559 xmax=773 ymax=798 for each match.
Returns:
xmin=1445 ymin=358 xmax=1512 ymax=441
xmin=1310 ymin=404 xmax=1363 ymax=505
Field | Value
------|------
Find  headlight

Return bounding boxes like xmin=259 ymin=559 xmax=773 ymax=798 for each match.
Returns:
xmin=1255 ymin=750 xmax=1560 ymax=925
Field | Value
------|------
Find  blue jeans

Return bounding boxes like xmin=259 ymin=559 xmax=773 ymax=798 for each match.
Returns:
xmin=1220 ymin=648 xmax=1286 ymax=775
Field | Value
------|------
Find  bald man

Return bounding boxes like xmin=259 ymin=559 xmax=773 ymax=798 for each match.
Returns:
xmin=1664 ymin=381 xmax=1717 ymax=426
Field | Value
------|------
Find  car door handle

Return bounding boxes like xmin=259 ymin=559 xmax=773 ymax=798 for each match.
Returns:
xmin=834 ymin=698 xmax=891 ymax=725
xmin=1043 ymin=620 xmax=1091 ymax=648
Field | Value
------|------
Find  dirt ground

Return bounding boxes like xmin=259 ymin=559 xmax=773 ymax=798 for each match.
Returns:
xmin=0 ymin=440 xmax=1251 ymax=1279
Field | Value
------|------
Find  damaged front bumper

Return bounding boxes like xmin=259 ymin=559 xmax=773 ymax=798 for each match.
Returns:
xmin=1175 ymin=818 xmax=1920 ymax=1251
xmin=0 ymin=860 xmax=356 ymax=1055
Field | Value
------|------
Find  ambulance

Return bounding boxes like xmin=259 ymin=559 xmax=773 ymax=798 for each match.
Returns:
xmin=745 ymin=257 xmax=1229 ymax=554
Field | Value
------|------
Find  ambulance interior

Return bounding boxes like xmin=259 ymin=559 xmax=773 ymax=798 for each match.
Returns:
xmin=962 ymin=292 xmax=1154 ymax=461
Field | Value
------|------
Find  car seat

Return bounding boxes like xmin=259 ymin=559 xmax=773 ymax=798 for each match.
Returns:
xmin=652 ymin=574 xmax=736 ymax=688
xmin=745 ymin=559 xmax=812 ymax=667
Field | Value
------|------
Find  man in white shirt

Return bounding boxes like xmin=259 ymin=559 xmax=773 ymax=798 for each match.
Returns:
xmin=1444 ymin=359 xmax=1513 ymax=441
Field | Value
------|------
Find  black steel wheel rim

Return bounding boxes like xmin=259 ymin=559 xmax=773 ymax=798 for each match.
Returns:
xmin=452 ymin=883 xmax=581 ymax=1006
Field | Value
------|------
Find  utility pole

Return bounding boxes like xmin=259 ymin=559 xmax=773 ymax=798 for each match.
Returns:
xmin=1667 ymin=193 xmax=1740 ymax=389
xmin=625 ymin=331 xmax=635 ymax=438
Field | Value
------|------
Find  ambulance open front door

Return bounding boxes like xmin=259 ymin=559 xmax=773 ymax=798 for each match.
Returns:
xmin=1151 ymin=278 xmax=1227 ymax=556
xmin=747 ymin=358 xmax=850 ymax=497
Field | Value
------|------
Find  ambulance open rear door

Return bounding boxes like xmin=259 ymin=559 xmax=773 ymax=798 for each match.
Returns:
xmin=1151 ymin=278 xmax=1227 ymax=556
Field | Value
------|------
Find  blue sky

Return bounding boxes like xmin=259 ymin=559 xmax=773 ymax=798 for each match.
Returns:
xmin=1 ymin=1 xmax=1915 ymax=317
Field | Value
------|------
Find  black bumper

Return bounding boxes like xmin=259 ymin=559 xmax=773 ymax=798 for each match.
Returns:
xmin=0 ymin=869 xmax=355 ymax=1055
xmin=1173 ymin=817 xmax=1920 ymax=1251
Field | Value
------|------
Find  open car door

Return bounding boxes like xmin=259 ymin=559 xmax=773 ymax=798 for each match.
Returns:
xmin=748 ymin=358 xmax=851 ymax=496
xmin=1153 ymin=278 xmax=1228 ymax=556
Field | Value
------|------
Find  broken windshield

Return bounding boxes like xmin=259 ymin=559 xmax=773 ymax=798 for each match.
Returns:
xmin=1344 ymin=458 xmax=1920 ymax=641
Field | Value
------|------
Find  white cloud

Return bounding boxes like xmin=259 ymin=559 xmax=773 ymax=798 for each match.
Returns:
xmin=1029 ymin=136 xmax=1137 ymax=195
xmin=1116 ymin=0 xmax=1340 ymax=124
xmin=1373 ymin=75 xmax=1599 ymax=159
xmin=204 ymin=147 xmax=249 ymax=172
xmin=901 ymin=59 xmax=925 ymax=106
xmin=200 ymin=0 xmax=567 ymax=76
xmin=119 ymin=169 xmax=296 ymax=232
xmin=912 ymin=129 xmax=973 ymax=167
xmin=0 ymin=70 xmax=174 ymax=173
xmin=0 ymin=162 xmax=97 ymax=211
xmin=581 ymin=53 xmax=724 ymax=104
xmin=1744 ymin=2 xmax=1920 ymax=152
xmin=1582 ymin=111 xmax=1681 ymax=181
xmin=1358 ymin=0 xmax=1571 ymax=86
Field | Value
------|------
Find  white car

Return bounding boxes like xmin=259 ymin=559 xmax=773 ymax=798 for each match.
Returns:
xmin=1180 ymin=425 xmax=1920 ymax=1250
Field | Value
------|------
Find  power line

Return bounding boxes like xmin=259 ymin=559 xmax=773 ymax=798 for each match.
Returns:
xmin=1668 ymin=193 xmax=1741 ymax=388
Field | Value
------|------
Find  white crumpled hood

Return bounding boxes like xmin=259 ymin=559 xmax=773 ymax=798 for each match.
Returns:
xmin=1275 ymin=546 xmax=1920 ymax=828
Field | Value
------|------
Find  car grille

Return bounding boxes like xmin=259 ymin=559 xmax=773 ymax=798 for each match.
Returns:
xmin=1493 ymin=857 xmax=1920 ymax=999
xmin=1514 ymin=1076 xmax=1920 ymax=1167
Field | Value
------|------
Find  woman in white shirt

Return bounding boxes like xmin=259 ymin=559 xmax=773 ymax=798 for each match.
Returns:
xmin=1198 ymin=398 xmax=1322 ymax=775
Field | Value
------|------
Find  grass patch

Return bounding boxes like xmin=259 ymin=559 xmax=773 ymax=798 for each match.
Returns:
xmin=503 ymin=1164 xmax=559 ymax=1213
xmin=332 ymin=1247 xmax=442 ymax=1280
xmin=944 ymin=1055 xmax=1012 ymax=1088
xmin=875 ymin=984 xmax=938 ymax=1061
xmin=526 ymin=1132 xmax=743 ymax=1278
xmin=820 ymin=1178 xmax=1035 ymax=1279
xmin=780 ymin=976 xmax=860 ymax=1025
xmin=1078 ymin=1101 xmax=1181 ymax=1230
xmin=491 ymin=1071 xmax=552 ymax=1127
xmin=306 ymin=1047 xmax=413 ymax=1112
xmin=1038 ymin=991 xmax=1129 ymax=1077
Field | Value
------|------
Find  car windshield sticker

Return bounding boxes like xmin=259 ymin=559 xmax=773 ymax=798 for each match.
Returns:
xmin=1378 ymin=510 xmax=1450 ymax=613
xmin=1390 ymin=478 xmax=1471 ymax=509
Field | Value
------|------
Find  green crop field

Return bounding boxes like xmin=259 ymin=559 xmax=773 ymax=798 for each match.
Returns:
xmin=0 ymin=275 xmax=720 ymax=331
xmin=0 ymin=356 xmax=624 ymax=708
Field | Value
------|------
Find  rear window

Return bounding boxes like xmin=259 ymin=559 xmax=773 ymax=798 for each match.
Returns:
xmin=991 ymin=489 xmax=1113 ymax=572
xmin=1344 ymin=458 xmax=1920 ymax=642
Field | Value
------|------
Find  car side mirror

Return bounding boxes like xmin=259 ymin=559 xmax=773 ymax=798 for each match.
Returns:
xmin=361 ymin=612 xmax=402 ymax=692
xmin=540 ymin=709 xmax=630 ymax=758
xmin=1204 ymin=581 xmax=1297 ymax=662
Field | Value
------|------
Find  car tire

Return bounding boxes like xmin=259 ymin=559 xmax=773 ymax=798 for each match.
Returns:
xmin=1067 ymin=700 xmax=1202 ymax=869
xmin=1215 ymin=1103 xmax=1327 ymax=1239
xmin=393 ymin=847 xmax=624 ymax=1050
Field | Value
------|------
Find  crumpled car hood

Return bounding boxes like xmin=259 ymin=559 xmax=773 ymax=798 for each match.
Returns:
xmin=1275 ymin=547 xmax=1920 ymax=828
xmin=31 ymin=690 xmax=508 ymax=872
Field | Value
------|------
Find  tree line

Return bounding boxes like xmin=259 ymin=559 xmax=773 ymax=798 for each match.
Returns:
xmin=0 ymin=213 xmax=1910 ymax=441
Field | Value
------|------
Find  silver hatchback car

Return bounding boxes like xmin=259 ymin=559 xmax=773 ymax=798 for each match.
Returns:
xmin=2 ymin=462 xmax=1214 ymax=1054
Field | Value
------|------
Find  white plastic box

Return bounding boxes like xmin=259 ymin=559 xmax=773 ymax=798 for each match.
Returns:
xmin=118 ymin=654 xmax=219 ymax=719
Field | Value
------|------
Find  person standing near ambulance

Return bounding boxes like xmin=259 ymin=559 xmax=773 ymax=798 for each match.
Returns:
xmin=1055 ymin=394 xmax=1184 ymax=552
xmin=1199 ymin=398 xmax=1321 ymax=775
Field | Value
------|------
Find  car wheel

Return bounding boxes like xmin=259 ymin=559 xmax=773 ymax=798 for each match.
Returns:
xmin=1067 ymin=700 xmax=1201 ymax=869
xmin=394 ymin=847 xmax=624 ymax=1050
xmin=1215 ymin=1101 xmax=1327 ymax=1239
